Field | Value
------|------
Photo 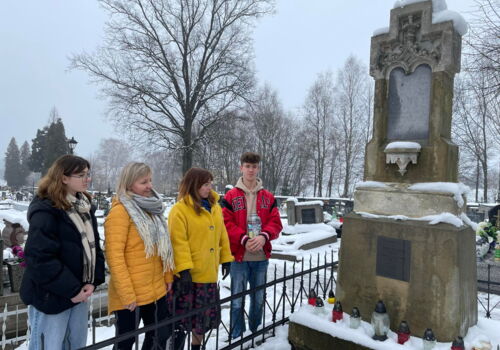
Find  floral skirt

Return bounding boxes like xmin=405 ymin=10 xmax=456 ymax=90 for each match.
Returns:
xmin=168 ymin=279 xmax=220 ymax=334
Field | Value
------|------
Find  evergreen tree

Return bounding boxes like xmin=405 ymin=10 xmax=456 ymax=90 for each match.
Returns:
xmin=29 ymin=110 xmax=71 ymax=175
xmin=19 ymin=141 xmax=31 ymax=186
xmin=43 ymin=118 xmax=70 ymax=174
xmin=30 ymin=127 xmax=48 ymax=173
xmin=4 ymin=138 xmax=23 ymax=189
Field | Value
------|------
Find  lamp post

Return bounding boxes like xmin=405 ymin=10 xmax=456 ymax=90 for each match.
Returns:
xmin=67 ymin=137 xmax=78 ymax=154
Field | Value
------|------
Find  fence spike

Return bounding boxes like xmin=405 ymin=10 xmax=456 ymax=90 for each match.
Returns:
xmin=89 ymin=294 xmax=94 ymax=345
xmin=2 ymin=303 xmax=8 ymax=350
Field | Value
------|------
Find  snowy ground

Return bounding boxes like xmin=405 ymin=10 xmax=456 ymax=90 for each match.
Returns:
xmin=4 ymin=202 xmax=500 ymax=349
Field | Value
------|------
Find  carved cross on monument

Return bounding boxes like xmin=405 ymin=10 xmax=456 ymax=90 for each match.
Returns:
xmin=365 ymin=0 xmax=462 ymax=183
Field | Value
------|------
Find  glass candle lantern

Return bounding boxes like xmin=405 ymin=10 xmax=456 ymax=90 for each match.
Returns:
xmin=371 ymin=300 xmax=389 ymax=341
xmin=313 ymin=297 xmax=325 ymax=315
xmin=332 ymin=301 xmax=343 ymax=322
xmin=397 ymin=320 xmax=411 ymax=344
xmin=450 ymin=336 xmax=465 ymax=350
xmin=422 ymin=328 xmax=436 ymax=350
xmin=327 ymin=290 xmax=336 ymax=304
xmin=308 ymin=289 xmax=317 ymax=306
xmin=349 ymin=307 xmax=361 ymax=329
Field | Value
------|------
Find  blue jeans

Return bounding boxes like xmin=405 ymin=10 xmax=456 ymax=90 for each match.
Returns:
xmin=28 ymin=301 xmax=89 ymax=350
xmin=230 ymin=260 xmax=268 ymax=339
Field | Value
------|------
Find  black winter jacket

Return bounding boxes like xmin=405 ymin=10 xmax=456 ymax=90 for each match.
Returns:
xmin=20 ymin=196 xmax=105 ymax=314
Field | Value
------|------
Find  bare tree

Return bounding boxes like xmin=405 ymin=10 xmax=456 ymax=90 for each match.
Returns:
xmin=464 ymin=0 xmax=500 ymax=98
xmin=194 ymin=111 xmax=252 ymax=187
xmin=335 ymin=55 xmax=370 ymax=198
xmin=146 ymin=149 xmax=182 ymax=195
xmin=91 ymin=138 xmax=133 ymax=192
xmin=303 ymin=71 xmax=335 ymax=196
xmin=453 ymin=73 xmax=497 ymax=202
xmin=248 ymin=85 xmax=296 ymax=193
xmin=283 ymin=131 xmax=313 ymax=196
xmin=71 ymin=0 xmax=274 ymax=173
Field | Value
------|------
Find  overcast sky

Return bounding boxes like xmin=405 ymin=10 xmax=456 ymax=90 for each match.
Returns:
xmin=0 ymin=0 xmax=475 ymax=163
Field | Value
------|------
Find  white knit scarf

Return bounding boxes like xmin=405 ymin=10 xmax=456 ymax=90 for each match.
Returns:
xmin=119 ymin=190 xmax=175 ymax=273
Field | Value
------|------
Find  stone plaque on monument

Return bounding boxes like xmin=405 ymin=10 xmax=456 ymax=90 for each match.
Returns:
xmin=376 ymin=236 xmax=411 ymax=281
xmin=387 ymin=64 xmax=431 ymax=140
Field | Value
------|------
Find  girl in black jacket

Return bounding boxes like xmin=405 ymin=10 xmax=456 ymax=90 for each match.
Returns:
xmin=20 ymin=155 xmax=105 ymax=350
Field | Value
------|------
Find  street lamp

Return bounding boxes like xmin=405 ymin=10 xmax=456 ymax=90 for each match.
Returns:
xmin=68 ymin=137 xmax=78 ymax=154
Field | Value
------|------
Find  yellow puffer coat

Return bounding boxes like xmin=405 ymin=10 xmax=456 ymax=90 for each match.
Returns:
xmin=168 ymin=191 xmax=233 ymax=283
xmin=105 ymin=199 xmax=173 ymax=314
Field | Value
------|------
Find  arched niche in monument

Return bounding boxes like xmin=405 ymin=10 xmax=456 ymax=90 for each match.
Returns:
xmin=387 ymin=64 xmax=431 ymax=141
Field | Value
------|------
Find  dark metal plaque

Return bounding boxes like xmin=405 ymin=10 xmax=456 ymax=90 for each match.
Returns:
xmin=301 ymin=208 xmax=316 ymax=224
xmin=376 ymin=236 xmax=411 ymax=281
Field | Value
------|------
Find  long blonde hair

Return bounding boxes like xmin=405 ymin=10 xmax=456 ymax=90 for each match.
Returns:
xmin=116 ymin=162 xmax=152 ymax=198
xmin=37 ymin=155 xmax=92 ymax=210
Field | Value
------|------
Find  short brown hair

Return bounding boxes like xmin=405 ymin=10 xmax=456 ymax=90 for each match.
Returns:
xmin=178 ymin=167 xmax=215 ymax=215
xmin=37 ymin=155 xmax=92 ymax=210
xmin=240 ymin=152 xmax=261 ymax=165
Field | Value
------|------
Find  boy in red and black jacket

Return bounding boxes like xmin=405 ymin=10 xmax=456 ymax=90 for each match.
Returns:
xmin=221 ymin=152 xmax=282 ymax=339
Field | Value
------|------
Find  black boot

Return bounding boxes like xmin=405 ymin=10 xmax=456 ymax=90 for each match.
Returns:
xmin=191 ymin=345 xmax=201 ymax=350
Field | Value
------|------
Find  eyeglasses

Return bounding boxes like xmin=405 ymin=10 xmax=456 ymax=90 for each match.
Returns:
xmin=70 ymin=172 xmax=92 ymax=180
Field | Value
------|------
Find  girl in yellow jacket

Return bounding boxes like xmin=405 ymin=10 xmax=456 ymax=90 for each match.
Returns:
xmin=168 ymin=167 xmax=233 ymax=350
xmin=105 ymin=162 xmax=175 ymax=350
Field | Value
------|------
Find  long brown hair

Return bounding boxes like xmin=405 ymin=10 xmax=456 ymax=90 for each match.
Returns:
xmin=178 ymin=167 xmax=214 ymax=215
xmin=37 ymin=155 xmax=92 ymax=210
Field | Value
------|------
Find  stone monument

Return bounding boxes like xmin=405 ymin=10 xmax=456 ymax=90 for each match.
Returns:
xmin=336 ymin=0 xmax=476 ymax=342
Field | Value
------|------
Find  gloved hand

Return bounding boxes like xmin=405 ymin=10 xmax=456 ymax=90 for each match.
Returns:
xmin=178 ymin=270 xmax=192 ymax=295
xmin=221 ymin=262 xmax=231 ymax=280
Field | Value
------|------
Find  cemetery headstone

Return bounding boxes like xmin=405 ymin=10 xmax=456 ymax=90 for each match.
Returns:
xmin=335 ymin=1 xmax=475 ymax=342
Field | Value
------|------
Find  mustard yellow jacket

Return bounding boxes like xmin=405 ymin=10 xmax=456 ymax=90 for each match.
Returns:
xmin=104 ymin=199 xmax=173 ymax=314
xmin=168 ymin=191 xmax=233 ymax=283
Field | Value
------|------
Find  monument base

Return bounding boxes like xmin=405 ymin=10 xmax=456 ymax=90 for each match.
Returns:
xmin=288 ymin=321 xmax=371 ymax=350
xmin=336 ymin=212 xmax=477 ymax=341
xmin=354 ymin=183 xmax=465 ymax=217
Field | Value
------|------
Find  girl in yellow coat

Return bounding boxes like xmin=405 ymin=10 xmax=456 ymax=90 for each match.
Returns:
xmin=168 ymin=167 xmax=233 ymax=350
xmin=105 ymin=162 xmax=175 ymax=350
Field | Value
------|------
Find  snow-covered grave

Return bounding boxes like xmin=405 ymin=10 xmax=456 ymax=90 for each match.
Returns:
xmin=0 ymin=207 xmax=29 ymax=231
xmin=272 ymin=223 xmax=338 ymax=261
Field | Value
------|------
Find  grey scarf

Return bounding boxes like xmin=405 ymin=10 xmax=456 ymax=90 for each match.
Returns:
xmin=119 ymin=189 xmax=175 ymax=273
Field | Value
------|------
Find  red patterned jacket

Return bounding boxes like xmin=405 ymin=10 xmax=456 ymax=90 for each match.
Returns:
xmin=221 ymin=187 xmax=282 ymax=262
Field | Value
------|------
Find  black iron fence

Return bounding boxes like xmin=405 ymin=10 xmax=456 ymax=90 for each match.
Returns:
xmin=477 ymin=263 xmax=500 ymax=319
xmin=79 ymin=253 xmax=337 ymax=350
xmin=14 ymin=254 xmax=500 ymax=349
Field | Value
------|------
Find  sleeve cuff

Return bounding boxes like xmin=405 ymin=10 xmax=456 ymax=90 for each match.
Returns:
xmin=259 ymin=232 xmax=270 ymax=242
xmin=241 ymin=235 xmax=249 ymax=246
